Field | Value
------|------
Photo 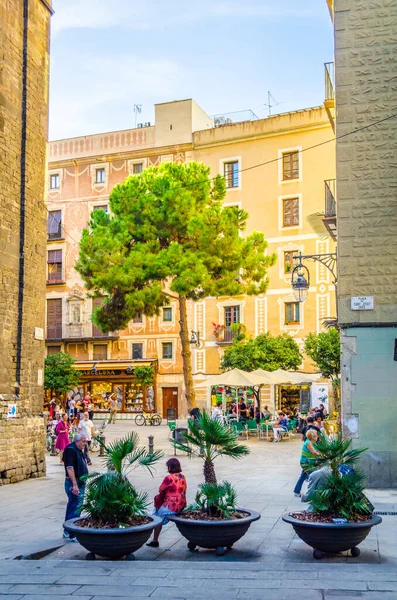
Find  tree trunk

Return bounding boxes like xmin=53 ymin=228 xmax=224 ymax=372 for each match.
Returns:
xmin=203 ymin=459 xmax=217 ymax=485
xmin=178 ymin=295 xmax=196 ymax=413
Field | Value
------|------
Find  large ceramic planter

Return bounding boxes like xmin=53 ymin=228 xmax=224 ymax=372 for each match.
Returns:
xmin=168 ymin=509 xmax=260 ymax=556
xmin=282 ymin=513 xmax=382 ymax=559
xmin=64 ymin=515 xmax=162 ymax=560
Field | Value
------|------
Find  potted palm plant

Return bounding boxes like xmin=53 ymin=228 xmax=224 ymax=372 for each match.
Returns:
xmin=64 ymin=432 xmax=163 ymax=560
xmin=283 ymin=434 xmax=382 ymax=559
xmin=169 ymin=410 xmax=260 ymax=556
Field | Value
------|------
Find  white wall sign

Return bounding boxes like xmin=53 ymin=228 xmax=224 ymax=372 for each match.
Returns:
xmin=34 ymin=327 xmax=44 ymax=340
xmin=310 ymin=384 xmax=329 ymax=412
xmin=37 ymin=369 xmax=43 ymax=386
xmin=7 ymin=404 xmax=17 ymax=419
xmin=351 ymin=296 xmax=374 ymax=310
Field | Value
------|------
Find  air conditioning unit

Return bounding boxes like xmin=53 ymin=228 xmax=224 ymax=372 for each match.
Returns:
xmin=214 ymin=116 xmax=226 ymax=126
xmin=137 ymin=123 xmax=144 ymax=128
xmin=144 ymin=122 xmax=151 ymax=127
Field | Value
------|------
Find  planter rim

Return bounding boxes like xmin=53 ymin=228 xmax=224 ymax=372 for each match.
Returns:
xmin=64 ymin=515 xmax=162 ymax=535
xmin=168 ymin=508 xmax=260 ymax=527
xmin=282 ymin=513 xmax=382 ymax=529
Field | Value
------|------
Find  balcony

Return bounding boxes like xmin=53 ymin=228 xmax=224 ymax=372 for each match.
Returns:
xmin=215 ymin=325 xmax=242 ymax=344
xmin=324 ymin=62 xmax=335 ymax=132
xmin=323 ymin=179 xmax=337 ymax=241
xmin=46 ymin=322 xmax=118 ymax=341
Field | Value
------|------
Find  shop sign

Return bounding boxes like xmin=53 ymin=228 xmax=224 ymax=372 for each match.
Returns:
xmin=81 ymin=369 xmax=123 ymax=376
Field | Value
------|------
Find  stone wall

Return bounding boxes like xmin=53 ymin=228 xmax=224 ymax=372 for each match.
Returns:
xmin=0 ymin=0 xmax=52 ymax=484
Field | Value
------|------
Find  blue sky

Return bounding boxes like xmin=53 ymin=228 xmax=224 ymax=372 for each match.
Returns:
xmin=49 ymin=0 xmax=333 ymax=140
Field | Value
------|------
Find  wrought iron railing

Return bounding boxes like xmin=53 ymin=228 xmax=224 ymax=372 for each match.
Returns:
xmin=324 ymin=179 xmax=336 ymax=217
xmin=324 ymin=62 xmax=335 ymax=102
xmin=222 ymin=326 xmax=240 ymax=343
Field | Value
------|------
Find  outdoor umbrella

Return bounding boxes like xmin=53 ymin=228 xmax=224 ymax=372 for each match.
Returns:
xmin=271 ymin=369 xmax=320 ymax=384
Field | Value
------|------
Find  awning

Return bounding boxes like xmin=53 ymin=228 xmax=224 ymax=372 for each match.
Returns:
xmin=196 ymin=368 xmax=266 ymax=388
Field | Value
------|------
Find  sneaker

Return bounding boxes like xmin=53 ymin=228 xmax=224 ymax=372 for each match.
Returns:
xmin=69 ymin=537 xmax=78 ymax=542
xmin=62 ymin=531 xmax=70 ymax=539
xmin=294 ymin=493 xmax=301 ymax=498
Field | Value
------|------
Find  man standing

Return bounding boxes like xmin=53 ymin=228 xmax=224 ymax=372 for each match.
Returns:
xmin=108 ymin=394 xmax=117 ymax=424
xmin=78 ymin=412 xmax=95 ymax=466
xmin=62 ymin=433 xmax=88 ymax=541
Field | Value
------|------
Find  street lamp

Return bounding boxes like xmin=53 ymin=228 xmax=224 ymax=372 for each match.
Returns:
xmin=189 ymin=330 xmax=200 ymax=346
xmin=291 ymin=253 xmax=310 ymax=303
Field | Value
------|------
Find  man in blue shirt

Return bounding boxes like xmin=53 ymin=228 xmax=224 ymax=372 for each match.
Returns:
xmin=273 ymin=411 xmax=289 ymax=442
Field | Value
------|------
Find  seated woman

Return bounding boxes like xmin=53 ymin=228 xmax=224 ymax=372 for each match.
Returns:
xmin=272 ymin=411 xmax=289 ymax=442
xmin=146 ymin=458 xmax=187 ymax=548
xmin=293 ymin=428 xmax=321 ymax=496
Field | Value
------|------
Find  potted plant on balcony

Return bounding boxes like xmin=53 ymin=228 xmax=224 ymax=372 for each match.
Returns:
xmin=64 ymin=432 xmax=163 ymax=560
xmin=282 ymin=434 xmax=382 ymax=559
xmin=169 ymin=411 xmax=260 ymax=556
xmin=212 ymin=322 xmax=224 ymax=340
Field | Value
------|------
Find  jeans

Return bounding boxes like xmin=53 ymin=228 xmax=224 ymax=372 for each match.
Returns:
xmin=293 ymin=469 xmax=309 ymax=494
xmin=64 ymin=479 xmax=85 ymax=536
xmin=83 ymin=440 xmax=91 ymax=462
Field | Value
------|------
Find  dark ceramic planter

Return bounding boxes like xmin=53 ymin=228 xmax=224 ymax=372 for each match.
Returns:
xmin=64 ymin=515 xmax=162 ymax=560
xmin=282 ymin=513 xmax=382 ymax=559
xmin=168 ymin=509 xmax=261 ymax=556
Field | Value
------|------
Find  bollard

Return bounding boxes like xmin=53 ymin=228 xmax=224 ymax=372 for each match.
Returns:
xmin=148 ymin=435 xmax=154 ymax=456
xmin=50 ymin=433 xmax=57 ymax=456
xmin=99 ymin=433 xmax=105 ymax=457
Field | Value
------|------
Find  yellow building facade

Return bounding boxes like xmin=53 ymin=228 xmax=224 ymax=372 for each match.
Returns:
xmin=46 ymin=99 xmax=335 ymax=417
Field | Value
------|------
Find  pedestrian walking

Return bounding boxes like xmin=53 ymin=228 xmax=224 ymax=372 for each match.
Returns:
xmin=55 ymin=414 xmax=70 ymax=464
xmin=78 ymin=412 xmax=95 ymax=466
xmin=62 ymin=433 xmax=88 ymax=541
xmin=108 ymin=394 xmax=117 ymax=424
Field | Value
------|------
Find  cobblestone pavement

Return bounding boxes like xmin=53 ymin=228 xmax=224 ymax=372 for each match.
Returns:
xmin=0 ymin=421 xmax=396 ymax=598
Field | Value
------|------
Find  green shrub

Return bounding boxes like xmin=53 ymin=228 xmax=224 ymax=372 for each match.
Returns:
xmin=192 ymin=481 xmax=237 ymax=518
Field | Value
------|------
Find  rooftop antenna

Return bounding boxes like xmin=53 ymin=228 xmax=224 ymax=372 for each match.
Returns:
xmin=134 ymin=104 xmax=142 ymax=127
xmin=264 ymin=91 xmax=282 ymax=116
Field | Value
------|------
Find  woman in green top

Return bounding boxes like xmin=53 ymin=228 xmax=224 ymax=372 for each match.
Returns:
xmin=293 ymin=429 xmax=321 ymax=496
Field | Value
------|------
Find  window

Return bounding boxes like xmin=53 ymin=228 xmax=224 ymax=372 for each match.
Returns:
xmin=132 ymin=343 xmax=143 ymax=359
xmin=95 ymin=168 xmax=106 ymax=184
xmin=283 ymin=198 xmax=299 ymax=227
xmin=47 ymin=298 xmax=62 ymax=339
xmin=93 ymin=204 xmax=108 ymax=213
xmin=224 ymin=161 xmax=239 ymax=188
xmin=162 ymin=307 xmax=172 ymax=322
xmin=50 ymin=173 xmax=60 ymax=189
xmin=47 ymin=250 xmax=63 ymax=282
xmin=224 ymin=305 xmax=240 ymax=326
xmin=285 ymin=302 xmax=300 ymax=325
xmin=133 ymin=314 xmax=143 ymax=323
xmin=284 ymin=251 xmax=297 ymax=274
xmin=93 ymin=344 xmax=108 ymax=360
xmin=47 ymin=210 xmax=62 ymax=240
xmin=162 ymin=342 xmax=173 ymax=359
xmin=47 ymin=345 xmax=61 ymax=355
xmin=133 ymin=163 xmax=143 ymax=174
xmin=282 ymin=151 xmax=299 ymax=180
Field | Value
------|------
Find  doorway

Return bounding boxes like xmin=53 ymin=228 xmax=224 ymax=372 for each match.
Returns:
xmin=162 ymin=387 xmax=178 ymax=418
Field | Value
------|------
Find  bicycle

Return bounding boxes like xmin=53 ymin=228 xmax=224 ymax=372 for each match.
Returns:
xmin=134 ymin=412 xmax=162 ymax=426
xmin=90 ymin=419 xmax=107 ymax=452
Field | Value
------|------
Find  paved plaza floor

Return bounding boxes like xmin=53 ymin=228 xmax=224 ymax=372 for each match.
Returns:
xmin=0 ymin=421 xmax=396 ymax=598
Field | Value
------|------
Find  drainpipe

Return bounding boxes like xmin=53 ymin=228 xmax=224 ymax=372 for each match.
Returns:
xmin=16 ymin=0 xmax=29 ymax=393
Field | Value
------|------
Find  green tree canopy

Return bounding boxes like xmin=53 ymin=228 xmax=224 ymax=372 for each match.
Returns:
xmin=304 ymin=328 xmax=340 ymax=380
xmin=76 ymin=162 xmax=276 ymax=410
xmin=220 ymin=332 xmax=302 ymax=372
xmin=44 ymin=352 xmax=81 ymax=397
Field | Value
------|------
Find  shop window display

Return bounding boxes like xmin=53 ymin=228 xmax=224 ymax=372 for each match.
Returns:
xmin=125 ymin=382 xmax=144 ymax=412
xmin=91 ymin=381 xmax=112 ymax=411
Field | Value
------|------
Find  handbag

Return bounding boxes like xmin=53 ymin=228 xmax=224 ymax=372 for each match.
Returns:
xmin=154 ymin=490 xmax=166 ymax=510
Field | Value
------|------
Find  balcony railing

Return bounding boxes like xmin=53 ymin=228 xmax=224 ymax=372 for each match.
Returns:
xmin=216 ymin=325 xmax=241 ymax=344
xmin=324 ymin=179 xmax=336 ymax=217
xmin=324 ymin=62 xmax=334 ymax=102
xmin=46 ymin=322 xmax=118 ymax=341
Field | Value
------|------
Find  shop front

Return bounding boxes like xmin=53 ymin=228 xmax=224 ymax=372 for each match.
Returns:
xmin=73 ymin=360 xmax=157 ymax=416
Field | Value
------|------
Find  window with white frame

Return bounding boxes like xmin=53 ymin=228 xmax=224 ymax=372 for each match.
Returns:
xmin=132 ymin=343 xmax=143 ymax=359
xmin=133 ymin=163 xmax=143 ymax=174
xmin=95 ymin=168 xmax=106 ymax=184
xmin=162 ymin=307 xmax=172 ymax=322
xmin=93 ymin=204 xmax=108 ymax=213
xmin=47 ymin=210 xmax=62 ymax=240
xmin=162 ymin=342 xmax=173 ymax=359
xmin=47 ymin=249 xmax=63 ymax=282
xmin=50 ymin=173 xmax=60 ymax=190
xmin=284 ymin=250 xmax=297 ymax=274
xmin=285 ymin=302 xmax=300 ymax=325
